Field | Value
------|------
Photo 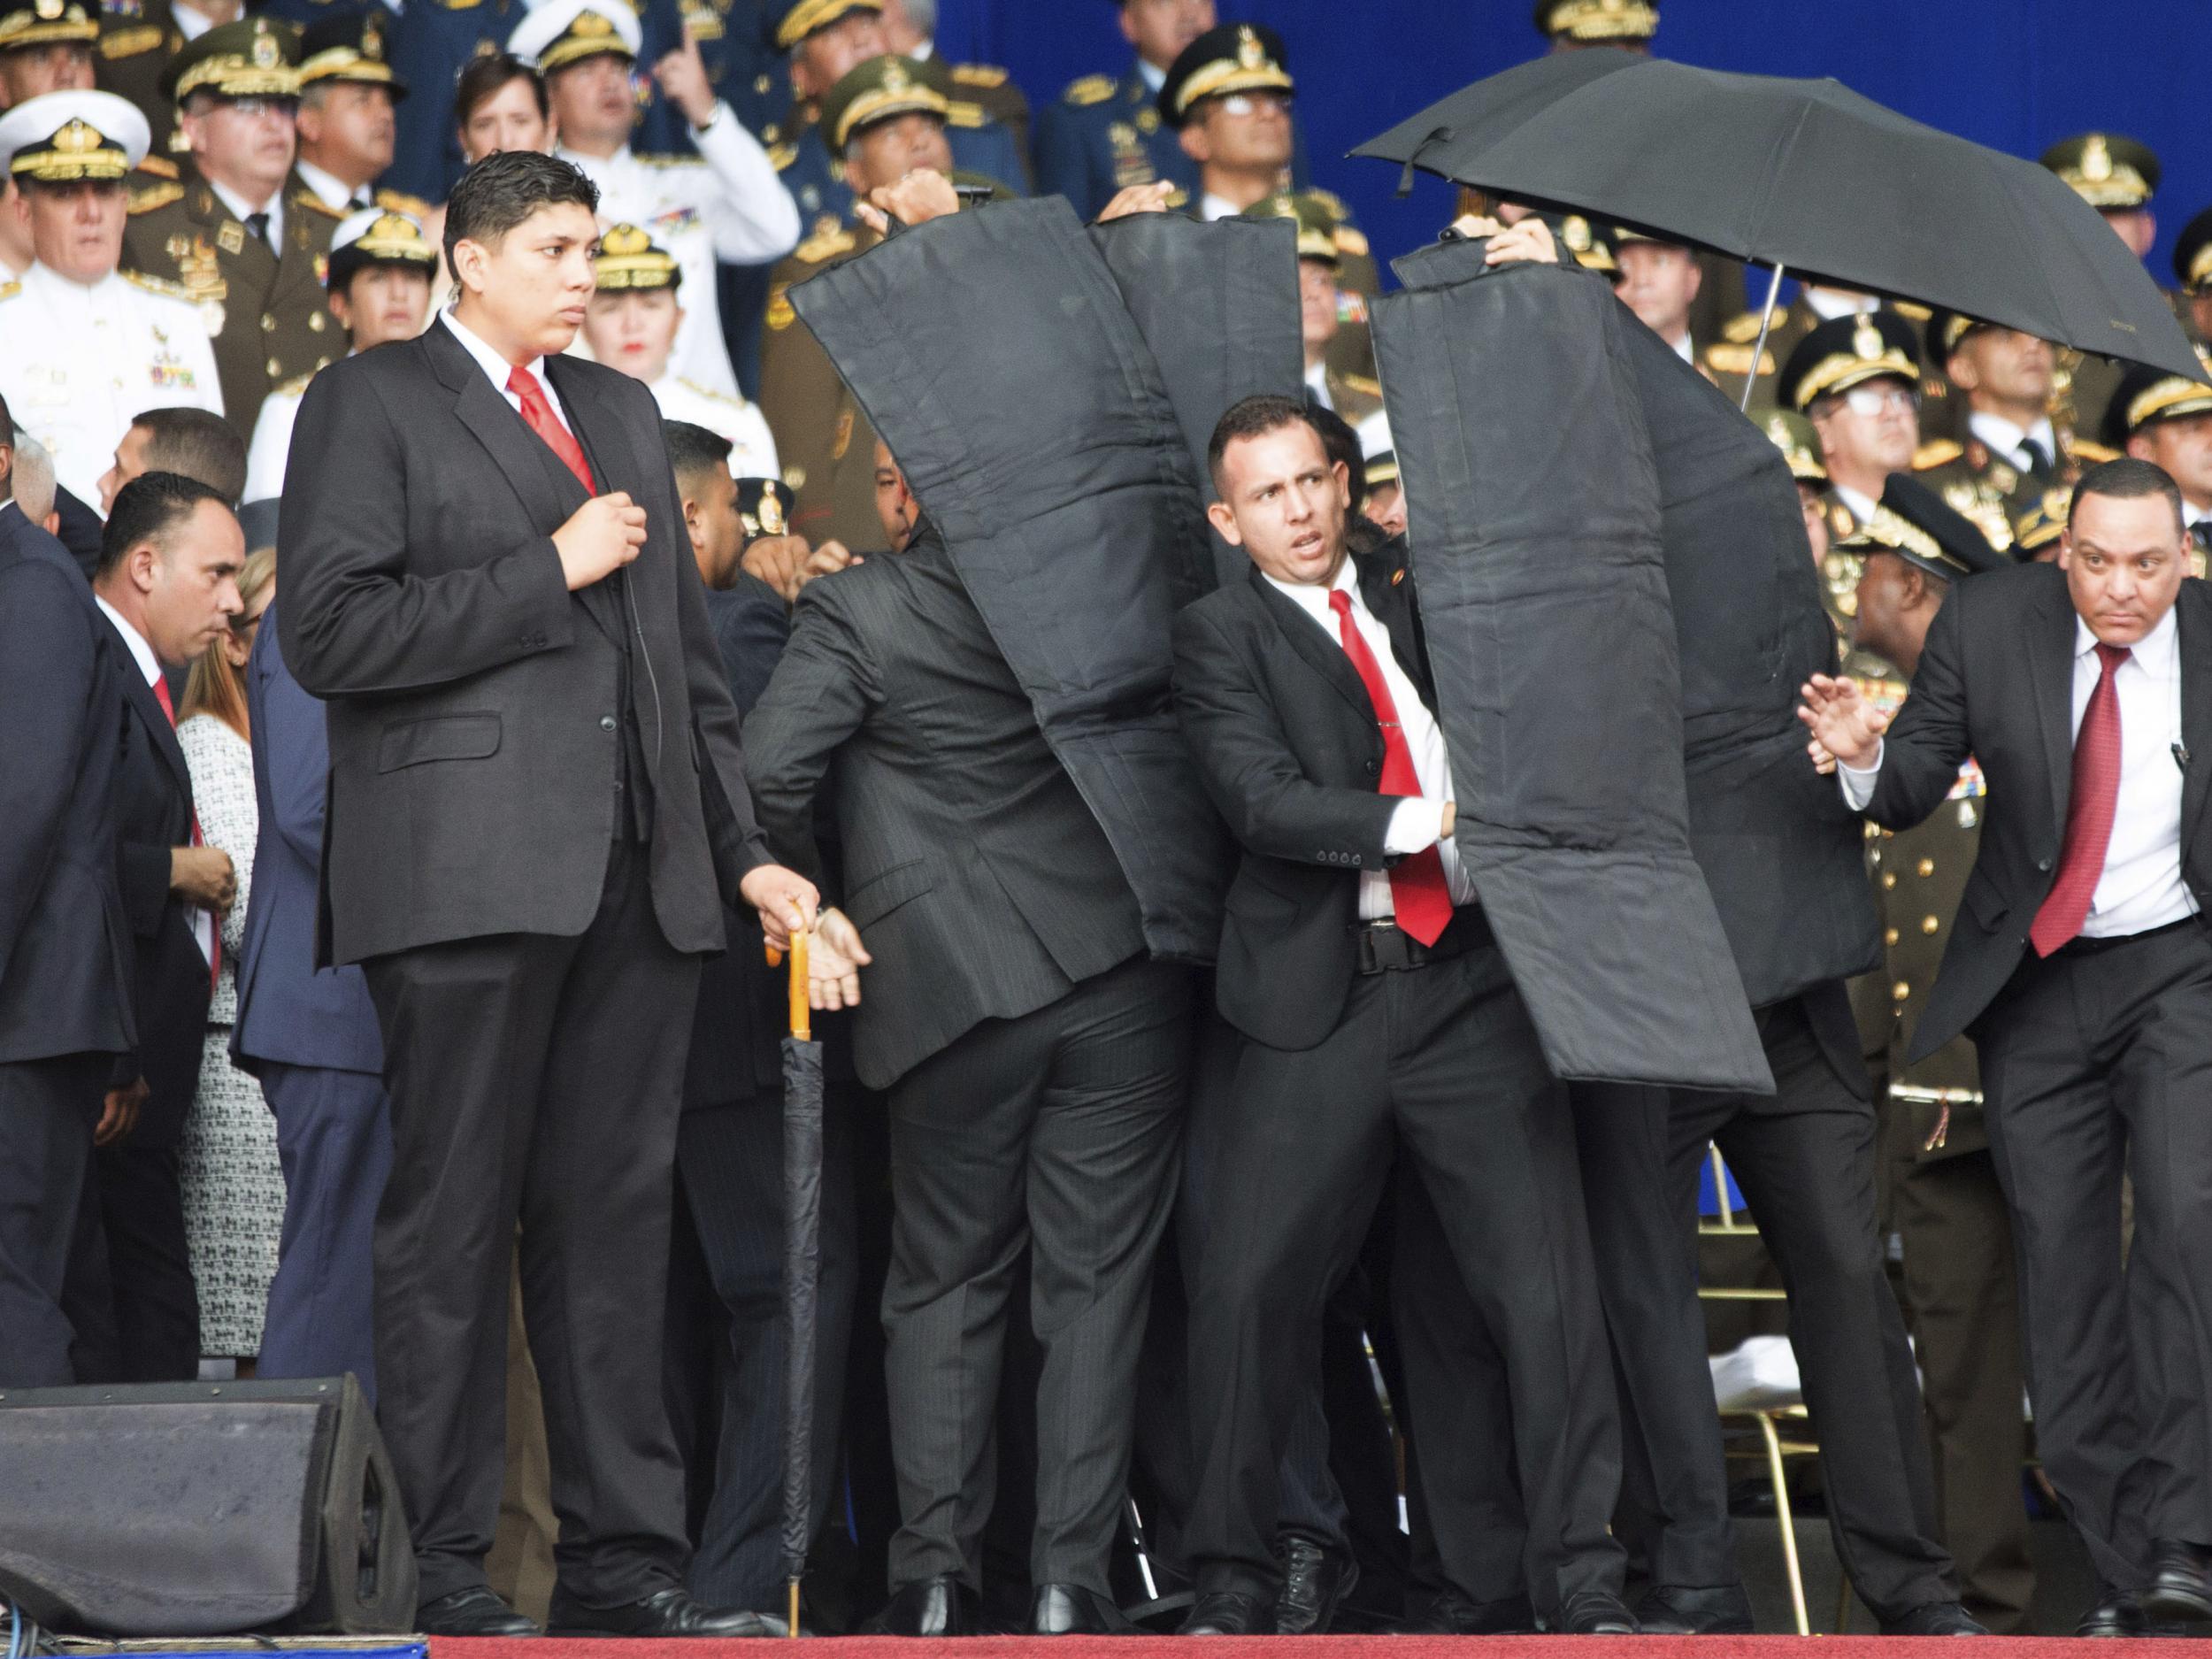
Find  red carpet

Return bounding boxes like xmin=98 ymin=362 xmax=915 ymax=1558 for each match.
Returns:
xmin=430 ymin=1639 xmax=2177 ymax=1658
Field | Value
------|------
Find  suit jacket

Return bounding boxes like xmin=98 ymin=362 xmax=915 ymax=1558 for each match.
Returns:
xmin=231 ymin=603 xmax=382 ymax=1079
xmin=744 ymin=533 xmax=1148 ymax=1090
xmin=684 ymin=576 xmax=791 ymax=1111
xmin=1171 ymin=547 xmax=1431 ymax=1051
xmin=104 ymin=610 xmax=211 ymax=1148
xmin=1864 ymin=564 xmax=2212 ymax=1059
xmin=276 ymin=320 xmax=771 ymax=967
xmin=0 ymin=503 xmax=134 ymax=1064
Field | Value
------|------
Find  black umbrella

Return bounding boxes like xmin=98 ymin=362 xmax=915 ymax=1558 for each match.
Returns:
xmin=1355 ymin=59 xmax=2207 ymax=404
xmin=1356 ymin=46 xmax=1643 ymax=199
xmin=771 ymin=933 xmax=823 ymax=1640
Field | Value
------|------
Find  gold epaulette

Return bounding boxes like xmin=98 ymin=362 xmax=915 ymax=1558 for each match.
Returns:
xmin=1913 ymin=438 xmax=1964 ymax=471
xmin=1703 ymin=342 xmax=1775 ymax=376
xmin=1341 ymin=373 xmax=1381 ymax=398
xmin=137 ymin=155 xmax=180 ymax=181
xmin=1307 ymin=187 xmax=1350 ymax=219
xmin=635 ymin=151 xmax=706 ymax=169
xmin=794 ymin=219 xmax=856 ymax=264
xmin=273 ymin=370 xmax=317 ymax=396
xmin=122 ymin=270 xmax=195 ymax=301
xmin=952 ymin=63 xmax=1008 ymax=88
xmin=294 ymin=191 xmax=347 ymax=219
xmin=99 ymin=22 xmax=163 ymax=56
xmin=374 ymin=188 xmax=432 ymax=219
xmin=1333 ymin=225 xmax=1369 ymax=258
xmin=0 ymin=279 xmax=19 ymax=303
xmin=127 ymin=180 xmax=185 ymax=214
xmin=945 ymin=99 xmax=987 ymax=129
xmin=2071 ymin=438 xmax=2120 ymax=464
xmin=1063 ymin=73 xmax=1115 ymax=107
xmin=1894 ymin=299 xmax=1932 ymax=321
xmin=765 ymin=281 xmax=794 ymax=332
xmin=768 ymin=141 xmax=799 ymax=172
xmin=1721 ymin=310 xmax=1768 ymax=344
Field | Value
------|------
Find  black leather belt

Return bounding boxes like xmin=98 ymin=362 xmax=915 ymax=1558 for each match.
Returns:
xmin=2053 ymin=914 xmax=2200 ymax=957
xmin=1352 ymin=906 xmax=1486 ymax=974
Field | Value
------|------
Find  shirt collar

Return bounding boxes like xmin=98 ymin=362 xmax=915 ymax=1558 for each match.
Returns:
xmin=441 ymin=308 xmax=542 ymax=389
xmin=1969 ymin=409 xmax=2055 ymax=459
xmin=1302 ymin=359 xmax=1330 ymax=403
xmin=907 ymin=38 xmax=934 ymax=61
xmin=171 ymin=0 xmax=219 ymax=41
xmin=1135 ymin=58 xmax=1166 ymax=94
xmin=27 ymin=259 xmax=117 ymax=299
xmin=294 ymin=157 xmax=365 ymax=213
xmin=1834 ymin=482 xmax=1878 ymax=525
xmin=207 ymin=174 xmax=282 ymax=231
xmin=1199 ymin=192 xmax=1241 ymax=223
xmin=1671 ymin=330 xmax=1695 ymax=364
xmin=1262 ymin=548 xmax=1362 ymax=617
xmin=95 ymin=594 xmax=163 ymax=687
xmin=1805 ymin=287 xmax=1875 ymax=321
xmin=2074 ymin=603 xmax=2180 ymax=676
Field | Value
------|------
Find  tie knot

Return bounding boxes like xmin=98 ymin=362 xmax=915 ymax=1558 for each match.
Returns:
xmin=1328 ymin=588 xmax=1353 ymax=618
xmin=2095 ymin=641 xmax=2131 ymax=674
xmin=506 ymin=364 xmax=541 ymax=402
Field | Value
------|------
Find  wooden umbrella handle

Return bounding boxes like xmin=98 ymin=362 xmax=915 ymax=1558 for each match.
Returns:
xmin=764 ymin=934 xmax=811 ymax=1041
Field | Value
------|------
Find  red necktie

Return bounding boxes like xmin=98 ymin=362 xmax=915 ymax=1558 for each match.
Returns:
xmin=151 ymin=675 xmax=220 ymax=991
xmin=1329 ymin=588 xmax=1454 ymax=947
xmin=2030 ymin=641 xmax=2131 ymax=956
xmin=507 ymin=365 xmax=595 ymax=494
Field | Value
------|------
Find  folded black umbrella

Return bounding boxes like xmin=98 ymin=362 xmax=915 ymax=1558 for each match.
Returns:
xmin=1357 ymin=59 xmax=2205 ymax=386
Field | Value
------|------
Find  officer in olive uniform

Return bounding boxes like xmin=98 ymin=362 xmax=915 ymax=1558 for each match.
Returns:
xmin=121 ymin=16 xmax=344 ymax=443
xmin=2040 ymin=132 xmax=2162 ymax=440
xmin=2103 ymin=354 xmax=2212 ymax=577
xmin=292 ymin=10 xmax=427 ymax=218
xmin=92 ymin=0 xmax=188 ymax=158
xmin=1912 ymin=307 xmax=2114 ymax=557
xmin=1750 ymin=404 xmax=1832 ymax=566
xmin=1836 ymin=474 xmax=2032 ymax=1633
xmin=1 ymin=0 xmax=97 ymax=109
xmin=1240 ymin=189 xmax=1379 ymax=426
xmin=2171 ymin=205 xmax=2212 ymax=346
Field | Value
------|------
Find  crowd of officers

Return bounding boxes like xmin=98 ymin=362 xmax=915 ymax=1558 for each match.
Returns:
xmin=3 ymin=0 xmax=2211 ymax=1639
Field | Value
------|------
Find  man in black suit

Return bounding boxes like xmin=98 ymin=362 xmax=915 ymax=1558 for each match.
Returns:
xmin=0 ymin=399 xmax=137 ymax=1388
xmin=73 ymin=471 xmax=243 ymax=1385
xmin=1804 ymin=456 xmax=2212 ymax=1637
xmin=743 ymin=464 xmax=1197 ymax=1636
xmin=1168 ymin=394 xmax=1629 ymax=1637
xmin=661 ymin=424 xmax=858 ymax=1612
xmin=277 ymin=150 xmax=818 ymax=1641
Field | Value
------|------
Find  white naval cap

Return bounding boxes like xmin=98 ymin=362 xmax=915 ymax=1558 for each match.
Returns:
xmin=0 ymin=88 xmax=150 ymax=183
xmin=507 ymin=0 xmax=639 ymax=72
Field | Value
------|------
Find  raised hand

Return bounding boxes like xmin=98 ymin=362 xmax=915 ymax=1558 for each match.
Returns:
xmin=741 ymin=862 xmax=819 ymax=949
xmin=554 ymin=492 xmax=648 ymax=591
xmin=1796 ymin=673 xmax=1889 ymax=772
xmin=807 ymin=907 xmax=873 ymax=1011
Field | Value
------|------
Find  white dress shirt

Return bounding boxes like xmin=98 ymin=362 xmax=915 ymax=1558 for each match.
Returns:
xmin=1842 ymin=604 xmax=2195 ymax=938
xmin=1969 ymin=410 xmax=2058 ymax=478
xmin=442 ymin=310 xmax=575 ymax=436
xmin=1832 ymin=482 xmax=1878 ymax=527
xmin=208 ymin=176 xmax=284 ymax=250
xmin=294 ymin=157 xmax=371 ymax=214
xmin=171 ymin=0 xmax=220 ymax=42
xmin=1805 ymin=287 xmax=1876 ymax=322
xmin=1302 ymin=359 xmax=1332 ymax=410
xmin=1264 ymin=556 xmax=1473 ymax=918
xmin=94 ymin=595 xmax=217 ymax=967
xmin=1136 ymin=58 xmax=1167 ymax=94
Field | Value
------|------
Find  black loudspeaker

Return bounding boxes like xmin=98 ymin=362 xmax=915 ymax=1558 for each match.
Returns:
xmin=0 ymin=1375 xmax=415 ymax=1637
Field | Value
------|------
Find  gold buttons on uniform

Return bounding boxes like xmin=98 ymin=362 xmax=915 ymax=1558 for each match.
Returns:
xmin=1893 ymin=981 xmax=1912 ymax=1002
xmin=309 ymin=311 xmax=326 ymax=333
xmin=1883 ymin=872 xmax=1897 ymax=889
xmin=1916 ymin=857 xmax=1935 ymax=876
xmin=1922 ymin=916 xmax=1940 ymax=934
xmin=1885 ymin=927 xmax=1900 ymax=946
xmin=261 ymin=313 xmax=275 ymax=332
xmin=266 ymin=357 xmax=280 ymax=377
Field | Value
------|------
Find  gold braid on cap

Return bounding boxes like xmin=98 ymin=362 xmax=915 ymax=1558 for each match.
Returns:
xmin=536 ymin=6 xmax=634 ymax=73
xmin=831 ymin=63 xmax=949 ymax=150
xmin=343 ymin=210 xmax=434 ymax=265
xmin=1544 ymin=0 xmax=1659 ymax=40
xmin=1839 ymin=504 xmax=1961 ymax=576
xmin=772 ymin=0 xmax=879 ymax=49
xmin=2060 ymin=134 xmax=2151 ymax=209
xmin=593 ymin=221 xmax=680 ymax=290
xmin=1172 ymin=27 xmax=1293 ymax=119
xmin=2124 ymin=374 xmax=2212 ymax=435
xmin=9 ymin=116 xmax=131 ymax=181
xmin=0 ymin=0 xmax=98 ymax=49
xmin=173 ymin=30 xmax=301 ymax=102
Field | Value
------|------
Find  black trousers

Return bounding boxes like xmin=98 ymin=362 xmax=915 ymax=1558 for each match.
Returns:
xmin=1975 ymin=918 xmax=2212 ymax=1587
xmin=361 ymin=841 xmax=701 ymax=1608
xmin=65 ymin=1141 xmax=198 ymax=1382
xmin=0 ymin=1054 xmax=105 ymax=1386
xmin=1588 ymin=992 xmax=1953 ymax=1622
xmin=880 ymin=955 xmax=1193 ymax=1595
xmin=1185 ymin=916 xmax=1624 ymax=1618
xmin=674 ymin=1092 xmax=857 ymax=1608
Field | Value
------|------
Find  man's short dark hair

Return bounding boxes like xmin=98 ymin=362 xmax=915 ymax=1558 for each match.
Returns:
xmin=1208 ymin=393 xmax=1325 ymax=494
xmin=132 ymin=406 xmax=247 ymax=505
xmin=444 ymin=148 xmax=598 ymax=273
xmin=2071 ymin=455 xmax=2185 ymax=537
xmin=663 ymin=419 xmax=732 ymax=490
xmin=1306 ymin=402 xmax=1367 ymax=516
xmin=454 ymin=52 xmax=548 ymax=135
xmin=98 ymin=471 xmax=230 ymax=578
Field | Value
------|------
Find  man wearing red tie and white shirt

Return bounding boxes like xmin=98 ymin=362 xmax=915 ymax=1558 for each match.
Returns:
xmin=1802 ymin=457 xmax=2212 ymax=1639
xmin=1170 ymin=394 xmax=1631 ymax=1637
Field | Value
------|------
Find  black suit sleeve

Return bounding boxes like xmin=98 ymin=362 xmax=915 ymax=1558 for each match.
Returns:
xmin=1171 ymin=600 xmax=1399 ymax=869
xmin=0 ymin=557 xmax=95 ymax=980
xmin=1865 ymin=580 xmax=1977 ymax=832
xmin=741 ymin=578 xmax=880 ymax=887
xmin=277 ymin=365 xmax=580 ymax=699
xmin=712 ymin=576 xmax=792 ymax=718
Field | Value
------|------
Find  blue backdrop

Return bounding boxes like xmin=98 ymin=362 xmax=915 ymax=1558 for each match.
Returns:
xmin=931 ymin=0 xmax=2212 ymax=294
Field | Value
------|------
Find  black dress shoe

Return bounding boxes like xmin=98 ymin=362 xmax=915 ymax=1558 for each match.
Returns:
xmin=863 ymin=1575 xmax=979 ymax=1637
xmin=547 ymin=1586 xmax=785 ymax=1638
xmin=1406 ymin=1590 xmax=1536 ymax=1635
xmin=416 ymin=1586 xmax=542 ymax=1638
xmin=1030 ymin=1584 xmax=1138 ymax=1635
xmin=1632 ymin=1583 xmax=1755 ymax=1635
xmin=1555 ymin=1590 xmax=1640 ymax=1634
xmin=1880 ymin=1601 xmax=1988 ymax=1636
xmin=2146 ymin=1540 xmax=2212 ymax=1623
xmin=2078 ymin=1586 xmax=2151 ymax=1638
xmin=1179 ymin=1590 xmax=1275 ymax=1635
xmin=1273 ymin=1533 xmax=1358 ymax=1635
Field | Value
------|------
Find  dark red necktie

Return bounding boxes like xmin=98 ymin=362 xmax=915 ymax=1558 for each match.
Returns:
xmin=151 ymin=674 xmax=220 ymax=992
xmin=2030 ymin=641 xmax=2131 ymax=956
xmin=508 ymin=365 xmax=595 ymax=494
xmin=1329 ymin=588 xmax=1454 ymax=947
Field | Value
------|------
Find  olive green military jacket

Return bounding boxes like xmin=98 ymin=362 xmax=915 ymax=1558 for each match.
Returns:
xmin=758 ymin=215 xmax=884 ymax=554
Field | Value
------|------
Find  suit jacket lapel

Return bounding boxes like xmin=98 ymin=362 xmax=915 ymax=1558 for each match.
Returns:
xmin=2181 ymin=582 xmax=2212 ymax=848
xmin=119 ymin=664 xmax=191 ymax=803
xmin=1356 ymin=540 xmax=1434 ymax=711
xmin=1248 ymin=564 xmax=1375 ymax=725
xmin=2028 ymin=576 xmax=2078 ymax=837
xmin=541 ymin=357 xmax=634 ymax=641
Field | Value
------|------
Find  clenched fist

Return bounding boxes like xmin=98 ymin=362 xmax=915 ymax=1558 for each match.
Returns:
xmin=555 ymin=492 xmax=648 ymax=591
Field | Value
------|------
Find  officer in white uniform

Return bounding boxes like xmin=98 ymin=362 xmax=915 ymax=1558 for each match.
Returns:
xmin=579 ymin=221 xmax=776 ymax=475
xmin=0 ymin=88 xmax=221 ymax=508
xmin=243 ymin=204 xmax=434 ymax=503
xmin=511 ymin=0 xmax=798 ymax=403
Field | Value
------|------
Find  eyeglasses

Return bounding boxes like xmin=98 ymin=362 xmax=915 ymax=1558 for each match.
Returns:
xmin=1215 ymin=90 xmax=1293 ymax=119
xmin=1842 ymin=383 xmax=1917 ymax=418
xmin=220 ymin=96 xmax=298 ymax=121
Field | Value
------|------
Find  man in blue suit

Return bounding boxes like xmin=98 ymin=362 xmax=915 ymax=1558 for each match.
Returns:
xmin=1033 ymin=0 xmax=1212 ymax=220
xmin=0 ymin=400 xmax=137 ymax=1388
xmin=234 ymin=590 xmax=393 ymax=1397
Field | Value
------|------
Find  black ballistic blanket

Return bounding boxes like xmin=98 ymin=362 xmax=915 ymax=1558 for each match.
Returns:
xmin=1373 ymin=242 xmax=1770 ymax=1093
xmin=788 ymin=199 xmax=1301 ymax=962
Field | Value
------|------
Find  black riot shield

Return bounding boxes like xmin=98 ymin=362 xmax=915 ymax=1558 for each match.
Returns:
xmin=1373 ymin=241 xmax=1771 ymax=1094
xmin=787 ymin=198 xmax=1294 ymax=963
